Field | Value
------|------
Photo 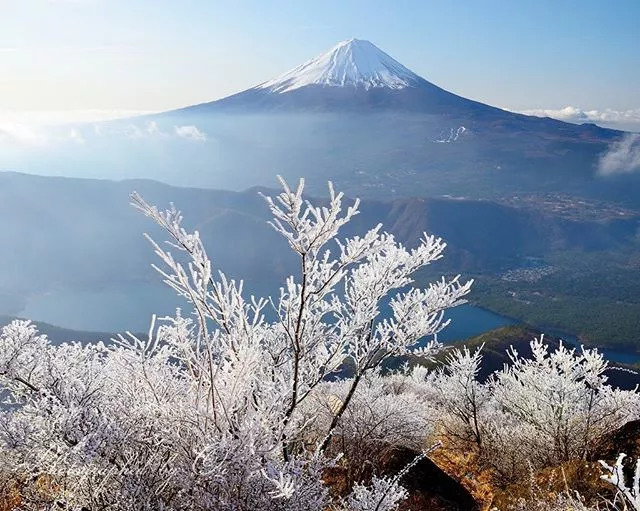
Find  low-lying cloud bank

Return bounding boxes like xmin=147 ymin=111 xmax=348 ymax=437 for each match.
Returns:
xmin=0 ymin=116 xmax=209 ymax=147
xmin=174 ymin=125 xmax=207 ymax=141
xmin=0 ymin=122 xmax=46 ymax=146
xmin=518 ymin=106 xmax=640 ymax=132
xmin=598 ymin=134 xmax=640 ymax=176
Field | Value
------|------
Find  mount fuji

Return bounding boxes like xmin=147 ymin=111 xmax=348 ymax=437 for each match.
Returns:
xmin=177 ymin=38 xmax=507 ymax=114
xmin=8 ymin=39 xmax=635 ymax=205
xmin=138 ymin=38 xmax=633 ymax=203
xmin=258 ymin=38 xmax=422 ymax=92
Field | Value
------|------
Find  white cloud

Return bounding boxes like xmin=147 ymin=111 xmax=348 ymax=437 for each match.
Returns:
xmin=598 ymin=134 xmax=640 ymax=176
xmin=519 ymin=106 xmax=590 ymax=122
xmin=146 ymin=121 xmax=161 ymax=135
xmin=122 ymin=121 xmax=170 ymax=140
xmin=0 ymin=112 xmax=208 ymax=147
xmin=516 ymin=106 xmax=640 ymax=132
xmin=0 ymin=109 xmax=154 ymax=126
xmin=0 ymin=121 xmax=90 ymax=146
xmin=174 ymin=125 xmax=207 ymax=141
xmin=68 ymin=128 xmax=85 ymax=144
xmin=112 ymin=121 xmax=208 ymax=142
xmin=122 ymin=124 xmax=144 ymax=139
xmin=0 ymin=122 xmax=46 ymax=146
xmin=0 ymin=109 xmax=145 ymax=146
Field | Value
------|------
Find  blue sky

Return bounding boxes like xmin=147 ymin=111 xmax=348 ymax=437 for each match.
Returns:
xmin=1 ymin=0 xmax=639 ymax=127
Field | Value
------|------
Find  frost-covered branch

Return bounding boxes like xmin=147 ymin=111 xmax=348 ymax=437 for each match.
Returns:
xmin=600 ymin=453 xmax=640 ymax=510
xmin=0 ymin=177 xmax=474 ymax=510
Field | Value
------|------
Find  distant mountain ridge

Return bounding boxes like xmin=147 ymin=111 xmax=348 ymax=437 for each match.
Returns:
xmin=1 ymin=171 xmax=637 ymax=327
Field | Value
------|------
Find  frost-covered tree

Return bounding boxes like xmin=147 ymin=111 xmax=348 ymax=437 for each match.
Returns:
xmin=422 ymin=338 xmax=640 ymax=484
xmin=0 ymin=177 xmax=471 ymax=510
xmin=308 ymin=368 xmax=437 ymax=486
xmin=490 ymin=338 xmax=640 ymax=468
xmin=426 ymin=345 xmax=488 ymax=451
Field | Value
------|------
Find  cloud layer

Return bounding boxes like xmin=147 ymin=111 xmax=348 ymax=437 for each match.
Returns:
xmin=174 ymin=125 xmax=207 ymax=141
xmin=518 ymin=106 xmax=640 ymax=132
xmin=598 ymin=134 xmax=640 ymax=176
xmin=0 ymin=113 xmax=209 ymax=147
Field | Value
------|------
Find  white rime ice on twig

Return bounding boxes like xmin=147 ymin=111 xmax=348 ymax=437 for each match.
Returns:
xmin=600 ymin=453 xmax=640 ymax=510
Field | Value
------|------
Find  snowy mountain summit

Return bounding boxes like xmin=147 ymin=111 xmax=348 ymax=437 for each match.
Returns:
xmin=182 ymin=38 xmax=497 ymax=112
xmin=256 ymin=39 xmax=423 ymax=93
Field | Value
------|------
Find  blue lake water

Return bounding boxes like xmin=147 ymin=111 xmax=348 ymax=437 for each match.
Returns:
xmin=18 ymin=284 xmax=640 ymax=365
xmin=21 ymin=282 xmax=183 ymax=333
xmin=20 ymin=283 xmax=514 ymax=338
xmin=435 ymin=304 xmax=517 ymax=342
xmin=543 ymin=328 xmax=640 ymax=366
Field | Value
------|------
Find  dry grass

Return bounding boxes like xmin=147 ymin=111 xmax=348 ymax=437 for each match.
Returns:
xmin=427 ymin=436 xmax=497 ymax=510
xmin=0 ymin=474 xmax=61 ymax=511
xmin=0 ymin=480 xmax=21 ymax=511
xmin=489 ymin=460 xmax=610 ymax=510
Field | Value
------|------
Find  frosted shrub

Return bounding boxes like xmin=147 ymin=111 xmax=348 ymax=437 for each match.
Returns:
xmin=426 ymin=345 xmax=488 ymax=451
xmin=491 ymin=339 xmax=640 ymax=469
xmin=424 ymin=338 xmax=640 ymax=484
xmin=0 ymin=177 xmax=471 ymax=510
xmin=308 ymin=369 xmax=437 ymax=485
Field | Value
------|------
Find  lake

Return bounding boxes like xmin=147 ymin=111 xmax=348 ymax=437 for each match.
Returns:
xmin=20 ymin=282 xmax=514 ymax=337
xmin=17 ymin=283 xmax=640 ymax=365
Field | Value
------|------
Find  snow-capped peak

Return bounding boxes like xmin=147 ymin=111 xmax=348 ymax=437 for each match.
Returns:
xmin=256 ymin=39 xmax=423 ymax=93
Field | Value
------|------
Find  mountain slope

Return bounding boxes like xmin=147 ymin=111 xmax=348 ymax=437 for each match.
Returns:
xmin=138 ymin=38 xmax=635 ymax=204
xmin=175 ymin=38 xmax=517 ymax=115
